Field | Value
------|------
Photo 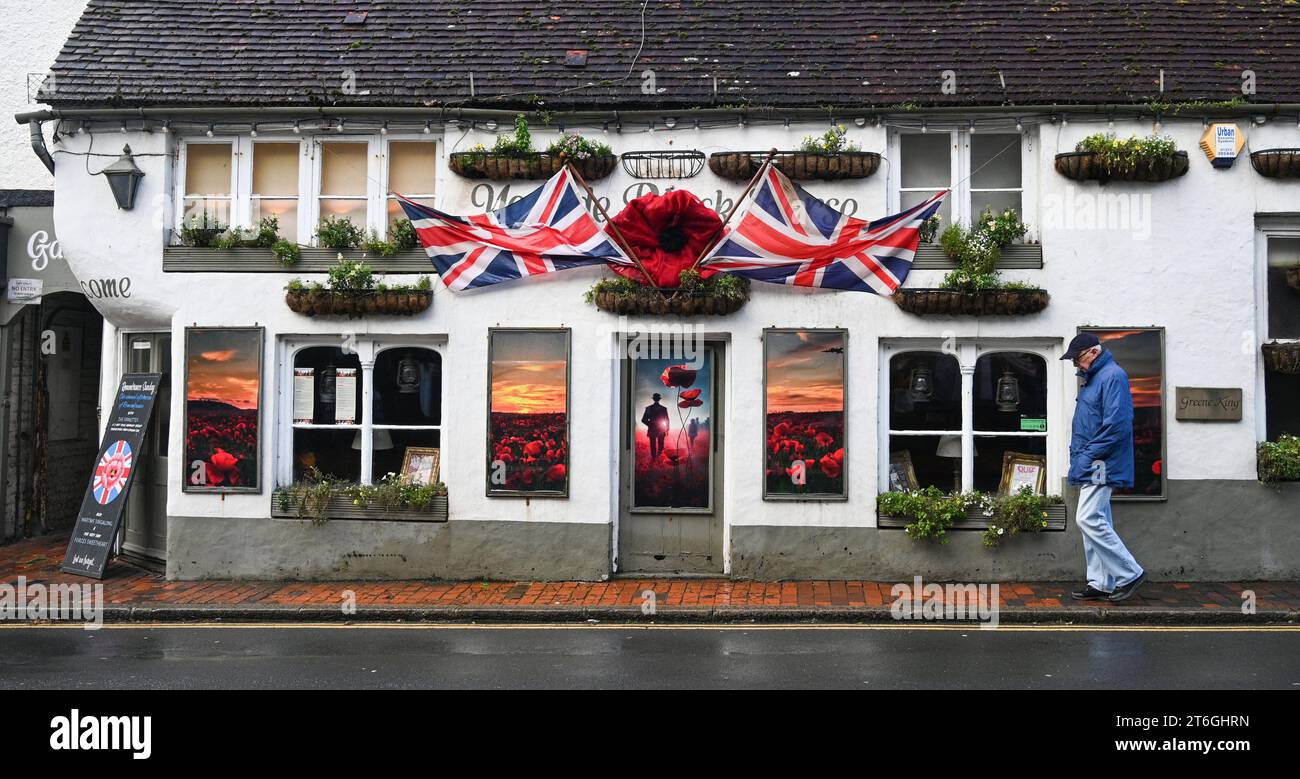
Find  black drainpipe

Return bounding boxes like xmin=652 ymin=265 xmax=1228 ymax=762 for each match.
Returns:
xmin=27 ymin=120 xmax=54 ymax=174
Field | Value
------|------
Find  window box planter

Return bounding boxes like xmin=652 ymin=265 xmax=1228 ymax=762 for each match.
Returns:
xmin=271 ymin=489 xmax=448 ymax=523
xmin=448 ymin=152 xmax=617 ymax=181
xmin=1250 ymin=149 xmax=1300 ymax=179
xmin=893 ymin=288 xmax=1050 ymax=316
xmin=592 ymin=287 xmax=748 ymax=316
xmin=621 ymin=150 xmax=706 ymax=179
xmin=708 ymin=150 xmax=881 ymax=182
xmin=1054 ymin=151 xmax=1189 ymax=183
xmin=285 ymin=288 xmax=432 ymax=318
xmin=1262 ymin=341 xmax=1300 ymax=374
xmin=877 ymin=504 xmax=1068 ymax=532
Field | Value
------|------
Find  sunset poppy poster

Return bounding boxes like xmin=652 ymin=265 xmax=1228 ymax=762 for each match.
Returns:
xmin=487 ymin=329 xmax=570 ymax=496
xmin=183 ymin=327 xmax=263 ymax=493
xmin=1081 ymin=327 xmax=1166 ymax=500
xmin=631 ymin=354 xmax=713 ymax=510
xmin=764 ymin=330 xmax=846 ymax=498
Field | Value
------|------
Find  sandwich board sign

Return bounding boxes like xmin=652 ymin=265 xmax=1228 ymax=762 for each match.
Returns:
xmin=61 ymin=373 xmax=162 ymax=579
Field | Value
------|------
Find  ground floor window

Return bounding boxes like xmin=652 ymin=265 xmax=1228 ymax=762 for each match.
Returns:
xmin=882 ymin=340 xmax=1054 ymax=494
xmin=283 ymin=337 xmax=442 ymax=487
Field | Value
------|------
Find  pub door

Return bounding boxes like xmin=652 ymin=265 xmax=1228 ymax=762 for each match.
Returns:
xmin=617 ymin=343 xmax=725 ymax=575
xmin=121 ymin=332 xmax=171 ymax=565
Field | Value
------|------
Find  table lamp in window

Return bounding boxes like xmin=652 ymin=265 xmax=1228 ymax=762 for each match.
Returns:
xmin=936 ymin=434 xmax=968 ymax=493
xmin=352 ymin=429 xmax=394 ymax=451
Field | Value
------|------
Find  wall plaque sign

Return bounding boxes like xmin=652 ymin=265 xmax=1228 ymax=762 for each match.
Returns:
xmin=1175 ymin=387 xmax=1243 ymax=421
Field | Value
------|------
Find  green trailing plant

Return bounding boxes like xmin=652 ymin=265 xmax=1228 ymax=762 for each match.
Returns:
xmin=389 ymin=218 xmax=420 ymax=250
xmin=878 ymin=486 xmax=1062 ymax=547
xmin=547 ymin=133 xmax=613 ymax=160
xmin=211 ymin=227 xmax=252 ymax=250
xmin=877 ymin=486 xmax=973 ymax=544
xmin=253 ymin=216 xmax=281 ymax=248
xmin=278 ymin=467 xmax=341 ymax=525
xmin=583 ymin=275 xmax=638 ymax=304
xmin=316 ymin=214 xmax=365 ymax=249
xmin=939 ymin=207 xmax=1031 ymax=292
xmin=980 ymin=487 xmax=1064 ymax=548
xmin=493 ymin=113 xmax=535 ymax=156
xmin=1075 ymin=132 xmax=1179 ymax=172
xmin=351 ymin=472 xmax=449 ymax=511
xmin=363 ymin=230 xmax=399 ymax=258
xmin=919 ymin=214 xmax=942 ymax=244
xmin=799 ymin=124 xmax=861 ymax=153
xmin=677 ymin=268 xmax=750 ymax=299
xmin=326 ymin=256 xmax=375 ymax=293
xmin=178 ymin=210 xmax=226 ymax=248
xmin=1257 ymin=435 xmax=1300 ymax=483
xmin=272 ymin=238 xmax=300 ymax=267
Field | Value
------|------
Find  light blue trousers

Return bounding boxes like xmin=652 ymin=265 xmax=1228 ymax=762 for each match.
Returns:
xmin=1076 ymin=483 xmax=1144 ymax=592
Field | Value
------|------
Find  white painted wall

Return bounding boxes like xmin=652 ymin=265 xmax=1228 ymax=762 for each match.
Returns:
xmin=49 ymin=116 xmax=1300 ymax=542
xmin=0 ymin=0 xmax=88 ymax=189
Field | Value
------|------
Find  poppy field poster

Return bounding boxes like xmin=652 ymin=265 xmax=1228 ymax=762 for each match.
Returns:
xmin=764 ymin=329 xmax=846 ymax=498
xmin=631 ymin=354 xmax=713 ymax=510
xmin=487 ymin=329 xmax=570 ymax=496
xmin=183 ymin=327 xmax=263 ymax=493
xmin=1080 ymin=327 xmax=1166 ymax=500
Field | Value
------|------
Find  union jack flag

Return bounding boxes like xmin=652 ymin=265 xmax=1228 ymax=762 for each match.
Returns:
xmin=397 ymin=168 xmax=635 ymax=291
xmin=92 ymin=440 xmax=134 ymax=506
xmin=701 ymin=165 xmax=947 ymax=294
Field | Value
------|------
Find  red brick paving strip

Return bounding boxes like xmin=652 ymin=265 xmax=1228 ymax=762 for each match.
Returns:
xmin=3 ymin=533 xmax=1299 ymax=618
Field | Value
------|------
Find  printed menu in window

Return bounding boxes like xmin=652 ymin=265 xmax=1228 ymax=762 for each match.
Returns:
xmin=335 ymin=367 xmax=357 ymax=424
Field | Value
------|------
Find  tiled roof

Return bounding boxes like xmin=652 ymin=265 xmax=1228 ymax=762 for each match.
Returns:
xmin=0 ymin=190 xmax=54 ymax=208
xmin=42 ymin=0 xmax=1300 ymax=111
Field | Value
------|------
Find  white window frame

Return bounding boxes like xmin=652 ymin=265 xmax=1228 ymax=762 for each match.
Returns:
xmin=380 ymin=135 xmax=439 ymax=235
xmin=174 ymin=136 xmax=241 ymax=237
xmin=175 ymin=135 xmax=310 ymax=242
xmin=878 ymin=338 xmax=1063 ymax=494
xmin=311 ymin=135 xmax=381 ymax=241
xmin=276 ymin=335 xmax=445 ymax=488
xmin=1254 ymin=217 xmax=1300 ymax=442
xmin=888 ymin=125 xmax=1038 ymax=239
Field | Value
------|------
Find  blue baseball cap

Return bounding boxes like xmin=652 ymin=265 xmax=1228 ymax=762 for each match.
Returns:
xmin=1060 ymin=332 xmax=1101 ymax=360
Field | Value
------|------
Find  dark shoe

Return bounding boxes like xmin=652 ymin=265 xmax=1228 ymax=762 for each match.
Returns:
xmin=1107 ymin=571 xmax=1147 ymax=602
xmin=1071 ymin=585 xmax=1110 ymax=601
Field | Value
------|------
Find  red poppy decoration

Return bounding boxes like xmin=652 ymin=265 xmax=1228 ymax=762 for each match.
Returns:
xmin=679 ymin=389 xmax=702 ymax=401
xmin=678 ymin=399 xmax=703 ymax=408
xmin=608 ymin=189 xmax=724 ymax=288
xmin=819 ymin=454 xmax=842 ymax=479
xmin=207 ymin=448 xmax=240 ymax=486
xmin=660 ymin=364 xmax=697 ymax=388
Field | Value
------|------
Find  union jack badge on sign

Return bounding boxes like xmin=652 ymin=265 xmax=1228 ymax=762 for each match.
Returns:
xmin=92 ymin=440 xmax=134 ymax=505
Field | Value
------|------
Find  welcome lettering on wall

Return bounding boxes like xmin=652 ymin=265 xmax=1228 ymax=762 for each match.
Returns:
xmin=468 ymin=182 xmax=861 ymax=222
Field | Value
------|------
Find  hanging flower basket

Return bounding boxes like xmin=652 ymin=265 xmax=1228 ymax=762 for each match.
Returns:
xmin=448 ymin=152 xmax=617 ymax=181
xmin=1054 ymin=151 xmax=1189 ymax=183
xmin=708 ymin=150 xmax=881 ymax=182
xmin=893 ymin=288 xmax=1051 ymax=316
xmin=1262 ymin=341 xmax=1300 ymax=374
xmin=592 ymin=287 xmax=748 ymax=316
xmin=285 ymin=289 xmax=432 ymax=318
xmin=1250 ymin=149 xmax=1300 ymax=179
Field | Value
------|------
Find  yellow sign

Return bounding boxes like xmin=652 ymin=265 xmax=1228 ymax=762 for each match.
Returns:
xmin=1199 ymin=122 xmax=1245 ymax=168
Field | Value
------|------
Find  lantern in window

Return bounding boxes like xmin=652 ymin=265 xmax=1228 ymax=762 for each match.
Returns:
xmin=396 ymin=353 xmax=421 ymax=394
xmin=318 ymin=365 xmax=337 ymax=404
xmin=996 ymin=369 xmax=1021 ymax=412
xmin=908 ymin=364 xmax=934 ymax=401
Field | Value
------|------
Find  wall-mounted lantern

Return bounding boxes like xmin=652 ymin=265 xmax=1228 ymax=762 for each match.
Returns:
xmin=99 ymin=145 xmax=145 ymax=210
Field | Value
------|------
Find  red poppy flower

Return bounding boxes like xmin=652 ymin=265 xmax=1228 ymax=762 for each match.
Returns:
xmin=607 ymin=189 xmax=724 ymax=287
xmin=207 ymin=448 xmax=240 ymax=486
xmin=773 ymin=421 xmax=791 ymax=439
xmin=1152 ymin=459 xmax=1162 ymax=475
xmin=678 ymin=399 xmax=703 ymax=408
xmin=819 ymin=454 xmax=842 ymax=479
xmin=815 ymin=432 xmax=834 ymax=448
xmin=545 ymin=463 xmax=566 ymax=482
xmin=660 ymin=365 xmax=697 ymax=388
xmin=523 ymin=440 xmax=545 ymax=457
xmin=832 ymin=448 xmax=844 ymax=463
xmin=679 ymin=389 xmax=702 ymax=400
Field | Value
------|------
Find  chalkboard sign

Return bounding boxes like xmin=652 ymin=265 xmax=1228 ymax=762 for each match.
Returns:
xmin=61 ymin=373 xmax=162 ymax=579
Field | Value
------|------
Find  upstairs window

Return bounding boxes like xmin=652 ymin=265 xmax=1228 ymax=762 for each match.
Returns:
xmin=181 ymin=142 xmax=233 ymax=227
xmin=318 ymin=141 xmax=370 ymax=229
xmin=251 ymin=142 xmax=301 ymax=243
xmin=386 ymin=141 xmax=438 ymax=229
xmin=894 ymin=128 xmax=1028 ymax=233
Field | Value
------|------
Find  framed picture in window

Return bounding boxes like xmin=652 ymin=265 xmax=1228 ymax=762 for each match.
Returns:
xmin=763 ymin=329 xmax=847 ymax=500
xmin=182 ymin=327 xmax=263 ymax=493
xmin=486 ymin=329 xmax=570 ymax=497
xmin=1078 ymin=327 xmax=1166 ymax=500
xmin=399 ymin=447 xmax=440 ymax=486
xmin=999 ymin=451 xmax=1046 ymax=496
xmin=887 ymin=450 xmax=919 ymax=492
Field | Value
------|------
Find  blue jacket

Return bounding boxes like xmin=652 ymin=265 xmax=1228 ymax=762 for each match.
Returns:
xmin=1068 ymin=349 xmax=1135 ymax=488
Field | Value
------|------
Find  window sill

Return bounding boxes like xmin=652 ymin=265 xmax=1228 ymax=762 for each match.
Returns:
xmin=163 ymin=246 xmax=430 ymax=273
xmin=876 ymin=503 xmax=1067 ymax=531
xmin=271 ymin=490 xmax=448 ymax=523
xmin=912 ymin=243 xmax=1043 ymax=270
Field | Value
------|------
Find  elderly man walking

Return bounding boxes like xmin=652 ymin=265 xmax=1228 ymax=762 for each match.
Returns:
xmin=1062 ymin=333 xmax=1147 ymax=602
